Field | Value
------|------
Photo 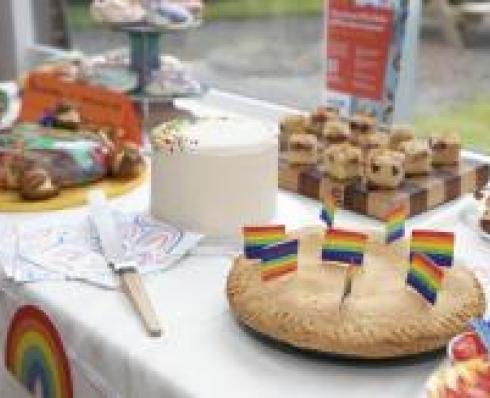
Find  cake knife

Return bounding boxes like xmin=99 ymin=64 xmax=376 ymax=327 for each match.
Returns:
xmin=87 ymin=191 xmax=162 ymax=337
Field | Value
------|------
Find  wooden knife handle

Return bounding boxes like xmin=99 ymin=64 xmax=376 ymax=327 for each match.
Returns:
xmin=120 ymin=271 xmax=162 ymax=337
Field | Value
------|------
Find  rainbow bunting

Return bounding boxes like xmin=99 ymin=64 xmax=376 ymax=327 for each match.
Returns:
xmin=322 ymin=228 xmax=368 ymax=266
xmin=410 ymin=230 xmax=455 ymax=268
xmin=258 ymin=239 xmax=299 ymax=281
xmin=385 ymin=204 xmax=407 ymax=244
xmin=320 ymin=194 xmax=336 ymax=228
xmin=406 ymin=252 xmax=445 ymax=305
xmin=243 ymin=225 xmax=286 ymax=259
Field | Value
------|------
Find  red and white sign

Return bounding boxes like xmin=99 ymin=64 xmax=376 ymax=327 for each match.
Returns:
xmin=326 ymin=0 xmax=393 ymax=101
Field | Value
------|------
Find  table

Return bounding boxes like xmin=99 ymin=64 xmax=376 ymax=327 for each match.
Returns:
xmin=1 ymin=92 xmax=488 ymax=398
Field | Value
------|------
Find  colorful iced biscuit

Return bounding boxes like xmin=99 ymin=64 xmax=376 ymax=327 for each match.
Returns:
xmin=349 ymin=113 xmax=377 ymax=145
xmin=287 ymin=134 xmax=318 ymax=166
xmin=322 ymin=120 xmax=350 ymax=146
xmin=366 ymin=149 xmax=405 ymax=189
xmin=429 ymin=133 xmax=461 ymax=166
xmin=324 ymin=143 xmax=362 ymax=181
xmin=399 ymin=139 xmax=432 ymax=176
xmin=306 ymin=106 xmax=339 ymax=136
xmin=389 ymin=125 xmax=415 ymax=151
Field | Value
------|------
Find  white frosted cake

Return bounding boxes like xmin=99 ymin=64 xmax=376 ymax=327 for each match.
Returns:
xmin=151 ymin=116 xmax=278 ymax=236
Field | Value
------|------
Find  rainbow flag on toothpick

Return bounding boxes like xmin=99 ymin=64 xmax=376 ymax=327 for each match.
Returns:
xmin=243 ymin=225 xmax=286 ymax=259
xmin=410 ymin=230 xmax=455 ymax=268
xmin=385 ymin=204 xmax=407 ymax=244
xmin=320 ymin=193 xmax=337 ymax=228
xmin=258 ymin=239 xmax=299 ymax=281
xmin=406 ymin=252 xmax=445 ymax=305
xmin=322 ymin=228 xmax=368 ymax=266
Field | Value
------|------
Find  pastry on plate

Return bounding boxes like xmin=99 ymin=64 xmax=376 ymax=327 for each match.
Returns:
xmin=90 ymin=0 xmax=146 ymax=25
xmin=19 ymin=166 xmax=59 ymax=201
xmin=227 ymin=229 xmax=485 ymax=359
xmin=429 ymin=133 xmax=461 ymax=166
xmin=389 ymin=125 xmax=415 ymax=151
xmin=367 ymin=150 xmax=405 ymax=189
xmin=399 ymin=139 xmax=432 ymax=176
xmin=287 ymin=134 xmax=318 ymax=166
xmin=322 ymin=121 xmax=350 ymax=146
xmin=324 ymin=143 xmax=362 ymax=181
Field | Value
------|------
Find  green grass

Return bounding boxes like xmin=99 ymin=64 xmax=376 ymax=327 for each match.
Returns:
xmin=66 ymin=0 xmax=323 ymax=30
xmin=414 ymin=99 xmax=490 ymax=154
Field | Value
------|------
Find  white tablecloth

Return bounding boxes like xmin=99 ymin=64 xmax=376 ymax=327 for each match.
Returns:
xmin=1 ymin=96 xmax=489 ymax=398
xmin=6 ymin=178 xmax=487 ymax=398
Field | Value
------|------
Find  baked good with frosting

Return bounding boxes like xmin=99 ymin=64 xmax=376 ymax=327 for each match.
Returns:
xmin=287 ymin=134 xmax=318 ymax=166
xmin=367 ymin=150 xmax=405 ymax=189
xmin=151 ymin=116 xmax=278 ymax=236
xmin=227 ymin=228 xmax=485 ymax=359
xmin=389 ymin=125 xmax=415 ymax=151
xmin=429 ymin=133 xmax=461 ymax=166
xmin=399 ymin=139 xmax=432 ymax=176
xmin=280 ymin=115 xmax=308 ymax=137
xmin=322 ymin=121 xmax=350 ymax=146
xmin=324 ymin=143 xmax=362 ymax=181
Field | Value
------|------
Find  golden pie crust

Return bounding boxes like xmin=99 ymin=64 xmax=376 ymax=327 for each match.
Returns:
xmin=226 ymin=227 xmax=485 ymax=359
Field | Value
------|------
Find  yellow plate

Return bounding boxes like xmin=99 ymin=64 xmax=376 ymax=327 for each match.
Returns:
xmin=0 ymin=167 xmax=148 ymax=212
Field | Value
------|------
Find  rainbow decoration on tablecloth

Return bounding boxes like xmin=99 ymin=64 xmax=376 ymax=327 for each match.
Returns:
xmin=320 ymin=193 xmax=336 ymax=228
xmin=5 ymin=305 xmax=73 ymax=398
xmin=385 ymin=204 xmax=407 ymax=244
xmin=406 ymin=252 xmax=445 ymax=305
xmin=322 ymin=228 xmax=368 ymax=266
xmin=243 ymin=225 xmax=286 ymax=259
xmin=258 ymin=239 xmax=298 ymax=281
xmin=410 ymin=230 xmax=455 ymax=268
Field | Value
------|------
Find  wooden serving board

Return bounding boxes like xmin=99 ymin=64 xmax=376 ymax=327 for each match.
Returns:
xmin=279 ymin=156 xmax=489 ymax=220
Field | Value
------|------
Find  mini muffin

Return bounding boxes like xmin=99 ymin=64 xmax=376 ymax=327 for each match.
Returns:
xmin=389 ymin=125 xmax=415 ymax=151
xmin=287 ymin=134 xmax=319 ymax=166
xmin=19 ymin=166 xmax=59 ymax=200
xmin=324 ymin=143 xmax=362 ymax=181
xmin=279 ymin=114 xmax=308 ymax=137
xmin=399 ymin=139 xmax=432 ymax=176
xmin=366 ymin=149 xmax=406 ymax=189
xmin=322 ymin=121 xmax=350 ymax=146
xmin=357 ymin=132 xmax=389 ymax=153
xmin=349 ymin=112 xmax=377 ymax=145
xmin=429 ymin=133 xmax=461 ymax=166
xmin=306 ymin=106 xmax=340 ymax=136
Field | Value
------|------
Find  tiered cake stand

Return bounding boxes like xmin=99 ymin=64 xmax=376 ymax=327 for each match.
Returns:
xmin=104 ymin=22 xmax=207 ymax=124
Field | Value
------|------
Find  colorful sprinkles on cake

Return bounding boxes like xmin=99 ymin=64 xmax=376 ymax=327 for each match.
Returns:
xmin=385 ymin=204 xmax=407 ymax=244
xmin=320 ymin=193 xmax=336 ymax=228
xmin=322 ymin=228 xmax=368 ymax=266
xmin=258 ymin=239 xmax=299 ymax=281
xmin=243 ymin=225 xmax=286 ymax=259
xmin=406 ymin=252 xmax=445 ymax=305
xmin=410 ymin=230 xmax=455 ymax=268
xmin=5 ymin=305 xmax=73 ymax=398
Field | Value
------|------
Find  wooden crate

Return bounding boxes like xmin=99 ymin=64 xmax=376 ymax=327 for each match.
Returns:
xmin=279 ymin=156 xmax=489 ymax=220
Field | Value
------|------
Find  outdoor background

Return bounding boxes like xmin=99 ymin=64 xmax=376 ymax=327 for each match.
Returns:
xmin=66 ymin=0 xmax=490 ymax=151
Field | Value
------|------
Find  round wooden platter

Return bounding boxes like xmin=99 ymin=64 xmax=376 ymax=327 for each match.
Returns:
xmin=0 ymin=167 xmax=148 ymax=212
xmin=227 ymin=227 xmax=485 ymax=360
